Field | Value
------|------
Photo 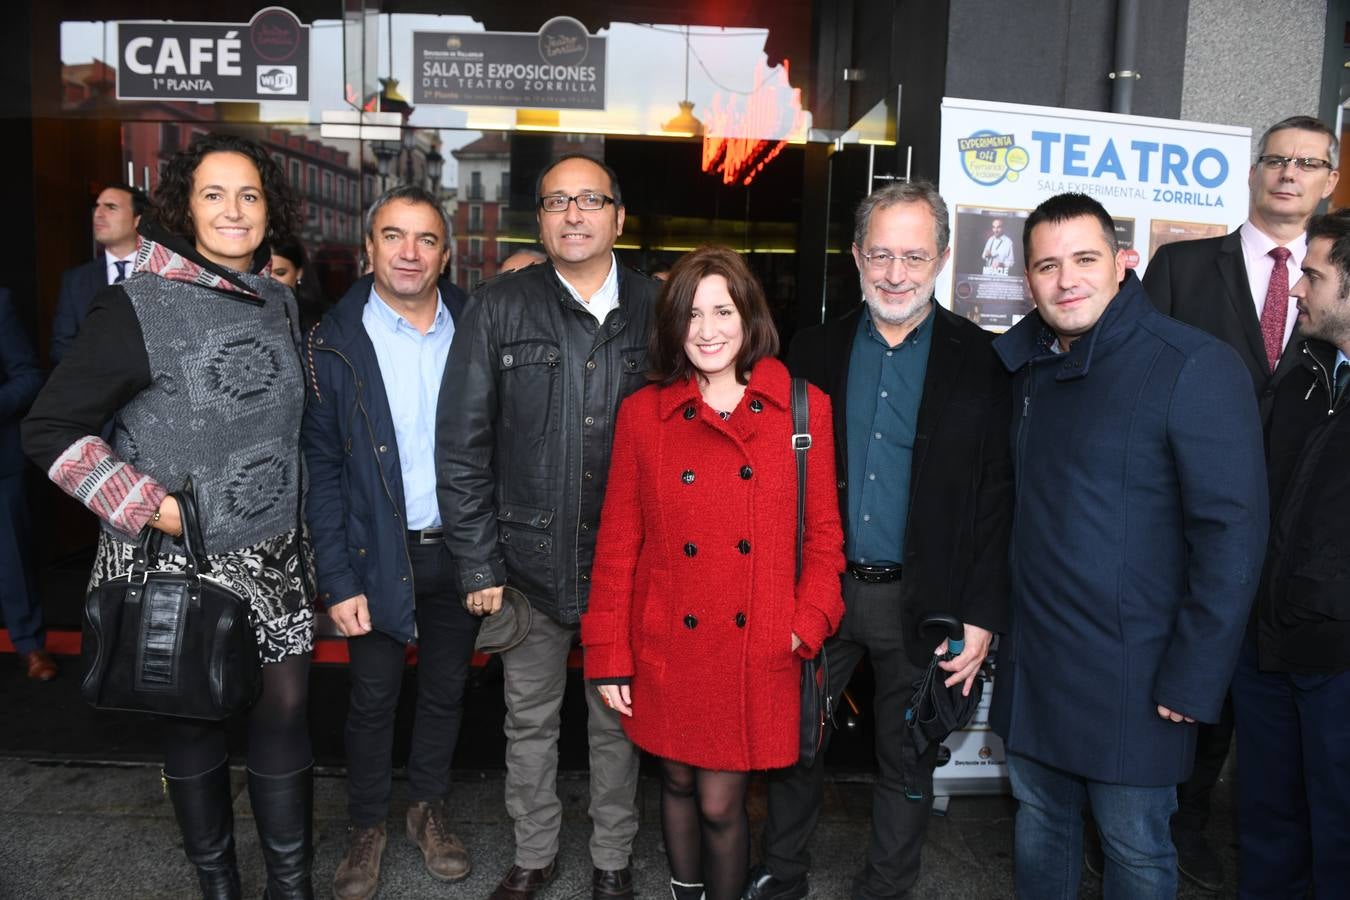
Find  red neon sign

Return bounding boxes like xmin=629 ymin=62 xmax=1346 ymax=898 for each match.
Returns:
xmin=701 ymin=60 xmax=807 ymax=187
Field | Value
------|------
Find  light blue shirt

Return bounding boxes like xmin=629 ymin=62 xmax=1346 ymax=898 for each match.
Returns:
xmin=362 ymin=288 xmax=454 ymax=529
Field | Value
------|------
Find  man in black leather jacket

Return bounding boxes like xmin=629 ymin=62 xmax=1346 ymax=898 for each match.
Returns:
xmin=436 ymin=154 xmax=659 ymax=900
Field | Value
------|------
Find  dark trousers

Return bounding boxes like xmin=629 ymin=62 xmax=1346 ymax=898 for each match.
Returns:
xmin=0 ymin=472 xmax=43 ymax=654
xmin=1232 ymin=637 xmax=1350 ymax=898
xmin=344 ymin=541 xmax=480 ymax=826
xmin=1174 ymin=693 xmax=1233 ymax=832
xmin=762 ymin=575 xmax=935 ymax=900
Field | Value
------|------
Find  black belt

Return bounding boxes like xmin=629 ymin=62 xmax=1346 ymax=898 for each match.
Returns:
xmin=846 ymin=562 xmax=903 ymax=584
xmin=406 ymin=527 xmax=444 ymax=545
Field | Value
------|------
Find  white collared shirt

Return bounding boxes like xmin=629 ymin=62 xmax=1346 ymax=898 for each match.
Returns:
xmin=1239 ymin=221 xmax=1304 ymax=350
xmin=105 ymin=251 xmax=137 ymax=285
xmin=555 ymin=253 xmax=619 ymax=323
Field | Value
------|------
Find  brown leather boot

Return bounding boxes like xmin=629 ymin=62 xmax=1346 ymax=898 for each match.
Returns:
xmin=332 ymin=824 xmax=385 ymax=900
xmin=406 ymin=799 xmax=470 ymax=882
xmin=488 ymin=861 xmax=558 ymax=900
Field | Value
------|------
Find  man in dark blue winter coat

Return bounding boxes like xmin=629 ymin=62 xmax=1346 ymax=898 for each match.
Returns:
xmin=990 ymin=193 xmax=1268 ymax=900
xmin=302 ymin=186 xmax=478 ymax=900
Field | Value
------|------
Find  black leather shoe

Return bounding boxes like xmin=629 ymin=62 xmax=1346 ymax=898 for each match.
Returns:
xmin=489 ymin=861 xmax=559 ymax=900
xmin=593 ymin=866 xmax=634 ymax=899
xmin=742 ymin=864 xmax=807 ymax=900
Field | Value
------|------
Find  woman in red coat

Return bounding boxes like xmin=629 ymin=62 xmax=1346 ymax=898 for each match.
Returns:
xmin=582 ymin=246 xmax=845 ymax=900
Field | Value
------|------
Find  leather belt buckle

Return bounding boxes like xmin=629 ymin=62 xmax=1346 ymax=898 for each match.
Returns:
xmin=407 ymin=528 xmax=444 ymax=545
xmin=847 ymin=562 xmax=903 ymax=584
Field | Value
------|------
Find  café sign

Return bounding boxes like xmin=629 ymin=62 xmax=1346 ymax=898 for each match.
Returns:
xmin=413 ymin=16 xmax=606 ymax=110
xmin=116 ymin=7 xmax=310 ymax=102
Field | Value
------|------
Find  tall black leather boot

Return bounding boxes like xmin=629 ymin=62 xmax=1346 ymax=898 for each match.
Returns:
xmin=165 ymin=759 xmax=242 ymax=900
xmin=247 ymin=765 xmax=314 ymax=900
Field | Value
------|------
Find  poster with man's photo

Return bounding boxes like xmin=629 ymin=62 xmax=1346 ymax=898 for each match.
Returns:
xmin=951 ymin=206 xmax=1032 ymax=329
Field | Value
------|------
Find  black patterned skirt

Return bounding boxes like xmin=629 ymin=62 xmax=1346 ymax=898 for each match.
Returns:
xmin=90 ymin=528 xmax=316 ymax=663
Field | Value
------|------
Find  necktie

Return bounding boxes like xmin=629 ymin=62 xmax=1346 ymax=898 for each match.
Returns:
xmin=113 ymin=260 xmax=128 ymax=283
xmin=1259 ymin=246 xmax=1291 ymax=373
xmin=1335 ymin=361 xmax=1350 ymax=406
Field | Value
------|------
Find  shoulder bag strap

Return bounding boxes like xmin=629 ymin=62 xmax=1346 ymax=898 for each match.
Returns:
xmin=790 ymin=377 xmax=810 ymax=582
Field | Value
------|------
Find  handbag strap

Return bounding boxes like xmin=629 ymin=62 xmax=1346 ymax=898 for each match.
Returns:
xmin=173 ymin=487 xmax=211 ymax=577
xmin=790 ymin=377 xmax=810 ymax=582
xmin=789 ymin=377 xmax=832 ymax=722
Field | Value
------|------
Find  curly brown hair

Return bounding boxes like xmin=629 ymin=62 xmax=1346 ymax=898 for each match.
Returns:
xmin=648 ymin=245 xmax=779 ymax=386
xmin=153 ymin=132 xmax=299 ymax=249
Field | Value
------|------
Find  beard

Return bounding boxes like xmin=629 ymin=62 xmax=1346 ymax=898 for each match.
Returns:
xmin=860 ymin=273 xmax=934 ymax=328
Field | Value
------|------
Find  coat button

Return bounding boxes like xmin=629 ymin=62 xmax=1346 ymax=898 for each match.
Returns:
xmin=684 ymin=614 xmax=698 ymax=629
xmin=748 ymin=399 xmax=763 ymax=413
xmin=379 ymin=444 xmax=388 ymax=453
xmin=684 ymin=406 xmax=696 ymax=420
xmin=681 ymin=470 xmax=695 ymax=484
xmin=739 ymin=465 xmax=752 ymax=480
xmin=584 ymin=416 xmax=595 ymax=426
xmin=586 ymin=360 xmax=597 ymax=370
xmin=357 ymin=548 xmax=366 ymax=557
xmin=684 ymin=542 xmax=697 ymax=557
xmin=737 ymin=539 xmax=751 ymax=554
xmin=735 ymin=612 xmax=746 ymax=627
xmin=584 ymin=471 xmax=593 ymax=480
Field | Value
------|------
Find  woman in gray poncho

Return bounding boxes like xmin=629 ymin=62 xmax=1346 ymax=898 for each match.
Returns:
xmin=24 ymin=133 xmax=314 ymax=899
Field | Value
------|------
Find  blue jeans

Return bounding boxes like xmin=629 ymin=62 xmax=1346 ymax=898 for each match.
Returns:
xmin=1008 ymin=752 xmax=1178 ymax=899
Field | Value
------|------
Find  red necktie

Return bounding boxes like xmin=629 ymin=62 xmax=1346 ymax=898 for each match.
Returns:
xmin=1260 ymin=246 xmax=1291 ymax=373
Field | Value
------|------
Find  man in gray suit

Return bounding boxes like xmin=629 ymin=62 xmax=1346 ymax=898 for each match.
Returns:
xmin=1140 ymin=113 xmax=1339 ymax=891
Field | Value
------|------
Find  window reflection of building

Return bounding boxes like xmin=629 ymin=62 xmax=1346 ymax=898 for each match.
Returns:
xmin=449 ymin=133 xmax=510 ymax=291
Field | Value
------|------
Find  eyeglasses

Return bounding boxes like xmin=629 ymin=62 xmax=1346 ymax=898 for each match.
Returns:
xmin=1256 ymin=155 xmax=1334 ymax=172
xmin=538 ymin=192 xmax=616 ymax=213
xmin=858 ymin=250 xmax=939 ymax=271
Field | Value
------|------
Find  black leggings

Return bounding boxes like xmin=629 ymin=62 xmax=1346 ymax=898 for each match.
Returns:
xmin=660 ymin=758 xmax=751 ymax=900
xmin=162 ymin=653 xmax=312 ymax=777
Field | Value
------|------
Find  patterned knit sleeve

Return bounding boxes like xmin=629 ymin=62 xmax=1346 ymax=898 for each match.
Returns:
xmin=22 ymin=287 xmax=165 ymax=536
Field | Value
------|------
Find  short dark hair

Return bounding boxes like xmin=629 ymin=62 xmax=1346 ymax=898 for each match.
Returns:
xmin=534 ymin=153 xmax=624 ymax=208
xmin=853 ymin=181 xmax=950 ymax=253
xmin=100 ymin=181 xmax=152 ymax=218
xmin=154 ymin=133 xmax=299 ymax=249
xmin=1306 ymin=211 xmax=1350 ymax=299
xmin=648 ymin=245 xmax=779 ymax=386
xmin=271 ymin=234 xmax=308 ymax=269
xmin=1022 ymin=192 xmax=1118 ymax=263
xmin=1257 ymin=115 xmax=1339 ymax=164
xmin=363 ymin=184 xmax=450 ymax=243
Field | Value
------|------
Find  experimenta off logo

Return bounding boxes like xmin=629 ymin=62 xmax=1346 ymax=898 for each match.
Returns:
xmin=958 ymin=130 xmax=1030 ymax=186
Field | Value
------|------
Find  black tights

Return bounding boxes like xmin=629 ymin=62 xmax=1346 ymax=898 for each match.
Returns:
xmin=162 ymin=654 xmax=312 ymax=778
xmin=660 ymin=758 xmax=750 ymax=900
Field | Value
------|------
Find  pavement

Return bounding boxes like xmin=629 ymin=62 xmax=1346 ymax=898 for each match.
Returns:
xmin=0 ymin=754 xmax=1241 ymax=899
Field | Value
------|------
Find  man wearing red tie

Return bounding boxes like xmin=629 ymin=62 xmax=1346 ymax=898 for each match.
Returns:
xmin=1142 ymin=114 xmax=1340 ymax=892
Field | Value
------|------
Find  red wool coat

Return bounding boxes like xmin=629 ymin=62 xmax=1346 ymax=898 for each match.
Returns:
xmin=582 ymin=357 xmax=845 ymax=771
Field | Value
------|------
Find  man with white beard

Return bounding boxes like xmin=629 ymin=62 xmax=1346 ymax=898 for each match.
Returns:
xmin=744 ymin=182 xmax=1013 ymax=900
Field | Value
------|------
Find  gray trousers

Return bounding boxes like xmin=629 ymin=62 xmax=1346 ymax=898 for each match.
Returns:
xmin=502 ymin=610 xmax=640 ymax=869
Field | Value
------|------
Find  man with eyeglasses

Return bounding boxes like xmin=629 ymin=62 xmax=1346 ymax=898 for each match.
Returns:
xmin=436 ymin=153 xmax=658 ymax=900
xmin=1141 ymin=114 xmax=1339 ymax=891
xmin=744 ymin=182 xmax=1013 ymax=900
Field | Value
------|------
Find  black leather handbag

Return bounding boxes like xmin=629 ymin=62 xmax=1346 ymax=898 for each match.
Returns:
xmin=792 ymin=377 xmax=832 ymax=767
xmin=80 ymin=489 xmax=262 ymax=720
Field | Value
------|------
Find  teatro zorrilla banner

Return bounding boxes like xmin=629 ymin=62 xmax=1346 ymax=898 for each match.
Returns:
xmin=413 ymin=16 xmax=607 ymax=111
xmin=116 ymin=6 xmax=310 ymax=103
xmin=936 ymin=97 xmax=1250 ymax=330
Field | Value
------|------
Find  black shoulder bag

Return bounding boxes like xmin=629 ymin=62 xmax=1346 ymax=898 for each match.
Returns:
xmin=81 ymin=489 xmax=262 ymax=720
xmin=792 ymin=377 xmax=832 ymax=767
